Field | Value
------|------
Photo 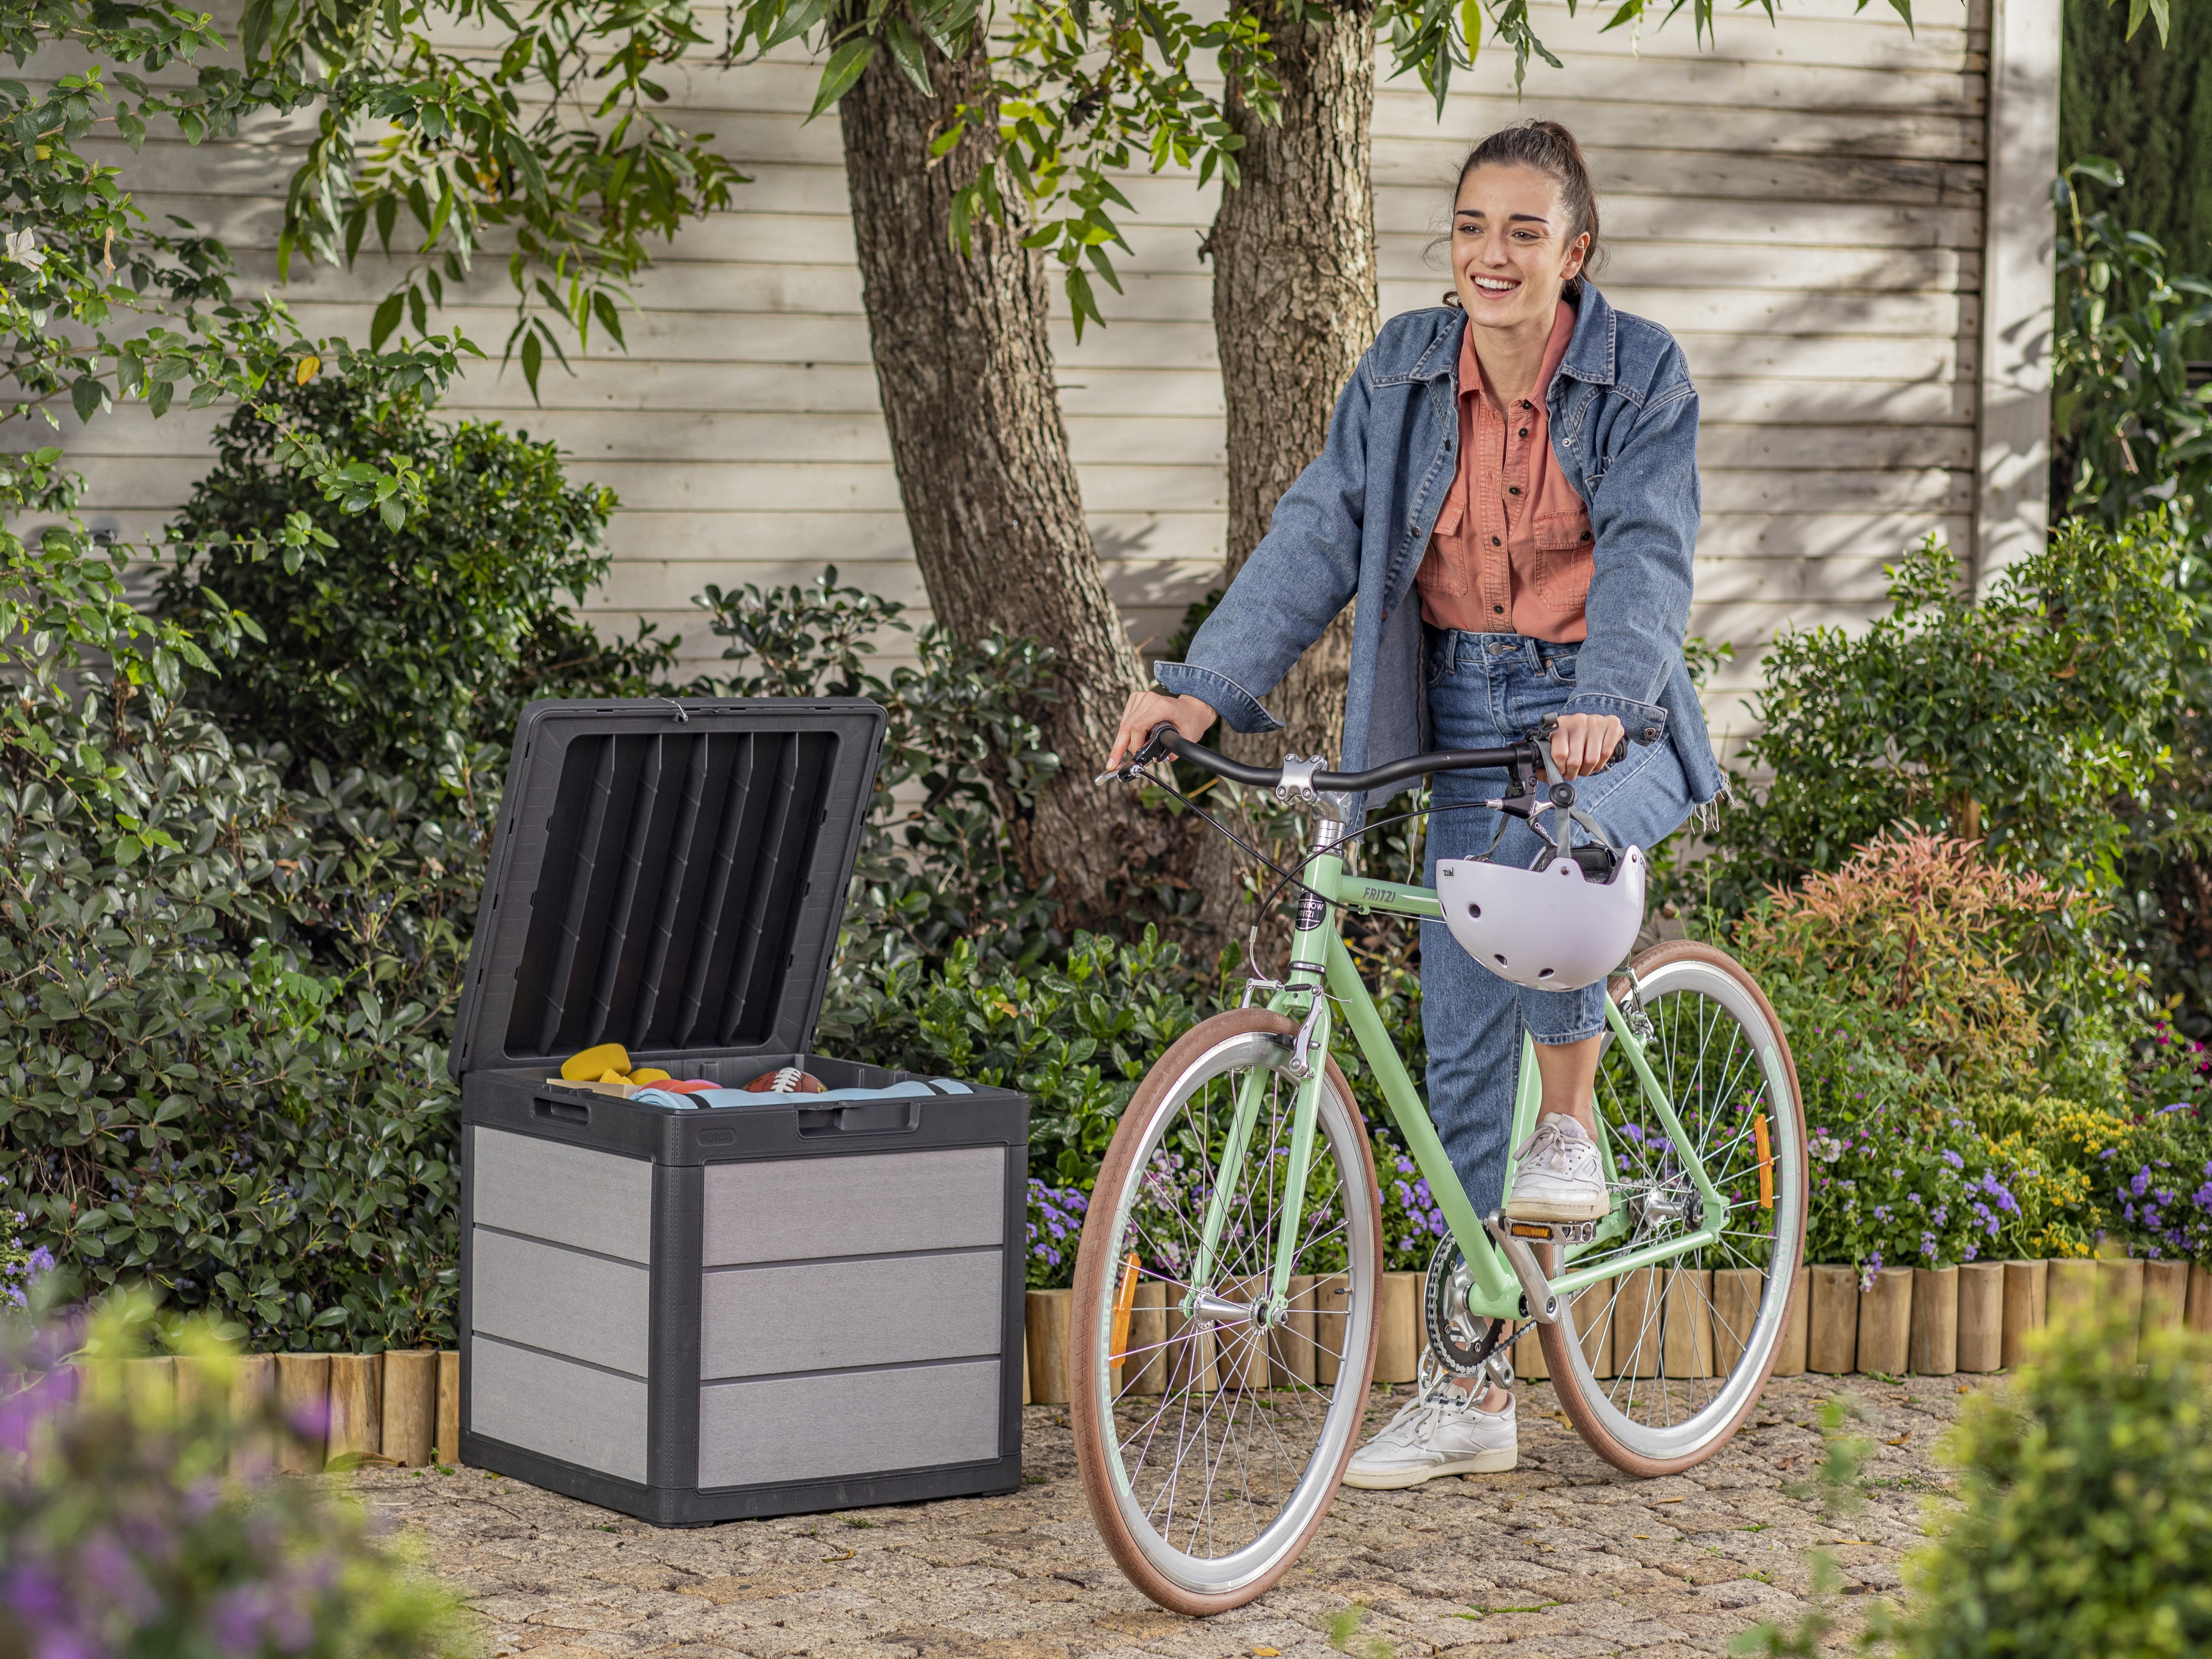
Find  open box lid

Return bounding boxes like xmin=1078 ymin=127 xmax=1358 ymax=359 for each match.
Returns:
xmin=448 ymin=698 xmax=887 ymax=1080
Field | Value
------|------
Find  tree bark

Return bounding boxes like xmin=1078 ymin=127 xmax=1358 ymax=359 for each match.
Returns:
xmin=839 ymin=42 xmax=1222 ymax=935
xmin=1208 ymin=0 xmax=1380 ymax=765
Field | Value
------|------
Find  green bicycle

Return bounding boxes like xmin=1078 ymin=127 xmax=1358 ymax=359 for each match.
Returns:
xmin=1071 ymin=728 xmax=1806 ymax=1614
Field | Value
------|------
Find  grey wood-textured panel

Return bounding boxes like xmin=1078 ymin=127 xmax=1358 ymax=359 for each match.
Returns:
xmin=699 ymin=1251 xmax=1005 ymax=1378
xmin=470 ymin=1335 xmax=649 ymax=1483
xmin=697 ymin=1359 xmax=1001 ymax=1489
xmin=471 ymin=1127 xmax=654 ymax=1265
xmin=701 ymin=1146 xmax=1005 ymax=1265
xmin=470 ymin=1228 xmax=652 ymax=1378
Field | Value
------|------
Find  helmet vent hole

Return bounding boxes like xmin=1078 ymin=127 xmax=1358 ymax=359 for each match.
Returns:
xmin=1494 ymin=954 xmax=1508 ymax=966
xmin=1467 ymin=902 xmax=1482 ymax=919
xmin=1538 ymin=967 xmax=1555 ymax=979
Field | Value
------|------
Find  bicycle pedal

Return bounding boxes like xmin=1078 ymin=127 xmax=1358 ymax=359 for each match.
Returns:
xmin=1502 ymin=1218 xmax=1598 ymax=1245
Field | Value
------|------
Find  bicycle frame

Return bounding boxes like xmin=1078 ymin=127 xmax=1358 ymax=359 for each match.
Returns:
xmin=1180 ymin=831 xmax=1731 ymax=1327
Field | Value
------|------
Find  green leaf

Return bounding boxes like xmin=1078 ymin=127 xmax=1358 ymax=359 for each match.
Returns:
xmin=808 ymin=36 xmax=877 ymax=121
xmin=591 ymin=289 xmax=626 ymax=350
xmin=883 ymin=15 xmax=934 ymax=96
xmin=71 ymin=376 xmax=106 ymax=423
xmin=370 ymin=291 xmax=405 ymax=351
xmin=520 ymin=329 xmax=544 ymax=401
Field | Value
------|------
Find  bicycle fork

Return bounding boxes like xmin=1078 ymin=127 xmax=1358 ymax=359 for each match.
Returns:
xmin=1181 ymin=803 xmax=1347 ymax=1322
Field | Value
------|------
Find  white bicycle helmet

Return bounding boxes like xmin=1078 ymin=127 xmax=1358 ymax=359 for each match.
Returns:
xmin=1436 ymin=840 xmax=1646 ymax=991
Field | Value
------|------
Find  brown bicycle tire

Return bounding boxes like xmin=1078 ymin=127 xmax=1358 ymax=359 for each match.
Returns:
xmin=1069 ymin=1008 xmax=1383 ymax=1616
xmin=1540 ymin=939 xmax=1809 ymax=1478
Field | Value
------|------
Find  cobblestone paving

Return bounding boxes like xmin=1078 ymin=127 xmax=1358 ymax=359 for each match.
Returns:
xmin=355 ymin=1374 xmax=1975 ymax=1659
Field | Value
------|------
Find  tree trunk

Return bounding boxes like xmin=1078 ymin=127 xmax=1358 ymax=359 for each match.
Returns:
xmin=839 ymin=42 xmax=1224 ymax=935
xmin=1208 ymin=0 xmax=1380 ymax=765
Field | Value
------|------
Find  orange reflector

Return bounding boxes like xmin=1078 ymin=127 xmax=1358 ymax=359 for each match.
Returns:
xmin=1754 ymin=1112 xmax=1774 ymax=1210
xmin=1509 ymin=1223 xmax=1552 ymax=1239
xmin=1109 ymin=1252 xmax=1141 ymax=1365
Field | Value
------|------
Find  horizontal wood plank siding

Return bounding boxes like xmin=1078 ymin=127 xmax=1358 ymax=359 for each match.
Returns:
xmin=20 ymin=0 xmax=2002 ymax=756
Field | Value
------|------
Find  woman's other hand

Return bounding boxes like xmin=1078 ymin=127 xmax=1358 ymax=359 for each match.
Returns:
xmin=1550 ymin=711 xmax=1625 ymax=780
xmin=1107 ymin=690 xmax=1217 ymax=771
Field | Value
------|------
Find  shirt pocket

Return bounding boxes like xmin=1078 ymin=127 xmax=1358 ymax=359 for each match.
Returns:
xmin=1531 ymin=510 xmax=1595 ymax=606
xmin=1417 ymin=492 xmax=1470 ymax=596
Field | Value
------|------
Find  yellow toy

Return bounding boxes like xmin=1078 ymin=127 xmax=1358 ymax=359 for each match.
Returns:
xmin=561 ymin=1043 xmax=631 ymax=1083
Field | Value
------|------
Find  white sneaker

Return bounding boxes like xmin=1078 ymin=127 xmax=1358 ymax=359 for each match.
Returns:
xmin=1506 ymin=1114 xmax=1610 ymax=1223
xmin=1341 ymin=1382 xmax=1516 ymax=1489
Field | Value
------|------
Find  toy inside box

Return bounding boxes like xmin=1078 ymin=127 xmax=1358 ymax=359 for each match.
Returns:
xmin=450 ymin=698 xmax=1029 ymax=1526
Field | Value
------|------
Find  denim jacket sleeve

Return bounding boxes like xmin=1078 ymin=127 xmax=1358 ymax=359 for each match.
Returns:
xmin=1152 ymin=362 xmax=1372 ymax=733
xmin=1565 ymin=380 xmax=1699 ymax=739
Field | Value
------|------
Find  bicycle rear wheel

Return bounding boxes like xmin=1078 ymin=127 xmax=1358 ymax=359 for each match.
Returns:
xmin=1070 ymin=1008 xmax=1381 ymax=1615
xmin=1540 ymin=940 xmax=1807 ymax=1475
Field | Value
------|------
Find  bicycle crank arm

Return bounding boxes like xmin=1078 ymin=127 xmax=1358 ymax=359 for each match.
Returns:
xmin=1482 ymin=1212 xmax=1561 ymax=1325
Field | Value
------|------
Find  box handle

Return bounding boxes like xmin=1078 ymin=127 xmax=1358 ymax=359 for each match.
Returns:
xmin=797 ymin=1099 xmax=921 ymax=1137
xmin=533 ymin=1098 xmax=591 ymax=1126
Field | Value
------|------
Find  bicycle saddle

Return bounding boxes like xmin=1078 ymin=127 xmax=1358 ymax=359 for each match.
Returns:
xmin=1434 ymin=841 xmax=1646 ymax=991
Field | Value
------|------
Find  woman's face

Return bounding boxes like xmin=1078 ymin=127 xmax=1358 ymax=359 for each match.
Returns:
xmin=1450 ymin=163 xmax=1590 ymax=330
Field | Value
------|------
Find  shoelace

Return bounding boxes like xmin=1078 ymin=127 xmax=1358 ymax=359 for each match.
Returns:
xmin=1376 ymin=1376 xmax=1498 ymax=1445
xmin=1512 ymin=1114 xmax=1572 ymax=1168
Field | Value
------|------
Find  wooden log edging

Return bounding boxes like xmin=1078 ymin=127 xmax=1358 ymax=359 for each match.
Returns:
xmin=86 ymin=1350 xmax=461 ymax=1471
xmin=1018 ymin=1255 xmax=2212 ymax=1404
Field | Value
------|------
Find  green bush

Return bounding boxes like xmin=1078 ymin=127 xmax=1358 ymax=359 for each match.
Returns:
xmin=0 ymin=1296 xmax=471 ymax=1659
xmin=1886 ymin=1307 xmax=2212 ymax=1658
xmin=1729 ymin=830 xmax=2162 ymax=1270
xmin=1704 ymin=520 xmax=2194 ymax=908
xmin=2050 ymin=163 xmax=2212 ymax=537
xmin=823 ymin=930 xmax=1217 ymax=1193
xmin=2061 ymin=0 xmax=2212 ymax=293
xmin=2 ymin=461 xmax=470 ymax=1350
xmin=158 ymin=379 xmax=679 ymax=791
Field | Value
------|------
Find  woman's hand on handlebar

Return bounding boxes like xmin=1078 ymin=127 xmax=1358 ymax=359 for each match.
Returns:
xmin=1551 ymin=712 xmax=1626 ymax=780
xmin=1106 ymin=688 xmax=1216 ymax=771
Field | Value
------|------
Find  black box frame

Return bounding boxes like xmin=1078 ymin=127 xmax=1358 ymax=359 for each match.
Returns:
xmin=451 ymin=700 xmax=1028 ymax=1525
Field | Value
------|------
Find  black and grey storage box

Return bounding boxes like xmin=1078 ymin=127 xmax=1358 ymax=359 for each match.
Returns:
xmin=450 ymin=699 xmax=1028 ymax=1525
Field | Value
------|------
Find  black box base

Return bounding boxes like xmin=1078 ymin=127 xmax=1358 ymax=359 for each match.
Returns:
xmin=461 ymin=1433 xmax=1023 ymax=1527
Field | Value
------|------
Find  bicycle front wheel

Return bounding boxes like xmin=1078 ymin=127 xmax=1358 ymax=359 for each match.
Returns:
xmin=1070 ymin=1008 xmax=1381 ymax=1615
xmin=1540 ymin=940 xmax=1807 ymax=1475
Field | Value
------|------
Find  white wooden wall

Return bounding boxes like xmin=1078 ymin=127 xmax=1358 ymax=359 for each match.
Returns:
xmin=27 ymin=0 xmax=2045 ymax=755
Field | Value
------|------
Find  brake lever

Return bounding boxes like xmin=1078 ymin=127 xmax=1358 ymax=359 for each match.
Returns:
xmin=1094 ymin=723 xmax=1177 ymax=785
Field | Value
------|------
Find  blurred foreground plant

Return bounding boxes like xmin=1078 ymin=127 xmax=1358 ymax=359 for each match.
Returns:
xmin=1739 ymin=1307 xmax=2212 ymax=1658
xmin=0 ymin=1294 xmax=471 ymax=1659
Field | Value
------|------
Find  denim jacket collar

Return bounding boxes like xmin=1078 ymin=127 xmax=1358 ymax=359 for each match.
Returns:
xmin=1413 ymin=284 xmax=1620 ymax=390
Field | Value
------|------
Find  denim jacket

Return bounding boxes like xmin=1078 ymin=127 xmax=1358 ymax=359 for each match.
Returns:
xmin=1156 ymin=283 xmax=1723 ymax=815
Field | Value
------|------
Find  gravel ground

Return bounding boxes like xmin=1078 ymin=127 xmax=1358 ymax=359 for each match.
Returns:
xmin=353 ymin=1373 xmax=1975 ymax=1659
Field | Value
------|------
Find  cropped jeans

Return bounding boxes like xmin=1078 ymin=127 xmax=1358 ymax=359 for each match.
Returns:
xmin=1421 ymin=630 xmax=1697 ymax=1216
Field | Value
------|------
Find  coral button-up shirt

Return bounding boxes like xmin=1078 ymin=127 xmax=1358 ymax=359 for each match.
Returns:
xmin=1417 ymin=300 xmax=1595 ymax=642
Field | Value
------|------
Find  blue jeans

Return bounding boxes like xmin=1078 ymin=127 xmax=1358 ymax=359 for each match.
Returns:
xmin=1420 ymin=630 xmax=1697 ymax=1216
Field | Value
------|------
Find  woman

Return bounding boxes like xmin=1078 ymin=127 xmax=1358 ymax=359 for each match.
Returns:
xmin=1106 ymin=121 xmax=1724 ymax=1485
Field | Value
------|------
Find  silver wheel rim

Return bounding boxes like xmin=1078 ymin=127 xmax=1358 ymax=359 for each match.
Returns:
xmin=1086 ymin=1031 xmax=1378 ymax=1598
xmin=1553 ymin=956 xmax=1804 ymax=1462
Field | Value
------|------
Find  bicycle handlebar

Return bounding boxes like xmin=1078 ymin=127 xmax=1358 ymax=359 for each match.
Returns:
xmin=1145 ymin=728 xmax=1553 ymax=795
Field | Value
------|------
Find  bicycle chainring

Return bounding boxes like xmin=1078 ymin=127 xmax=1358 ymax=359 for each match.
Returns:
xmin=1424 ymin=1234 xmax=1510 ymax=1378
